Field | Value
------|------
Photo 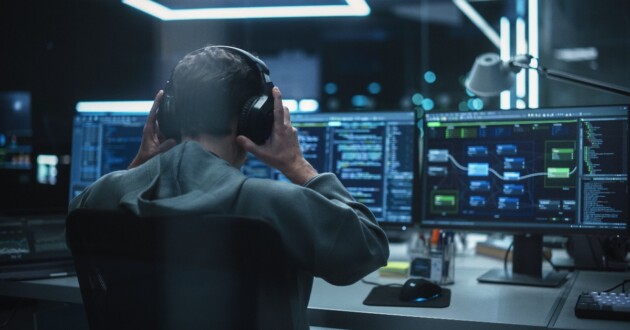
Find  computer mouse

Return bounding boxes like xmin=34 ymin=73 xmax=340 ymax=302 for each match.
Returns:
xmin=399 ymin=278 xmax=442 ymax=302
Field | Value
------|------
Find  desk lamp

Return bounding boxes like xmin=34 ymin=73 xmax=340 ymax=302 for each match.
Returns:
xmin=465 ymin=53 xmax=630 ymax=97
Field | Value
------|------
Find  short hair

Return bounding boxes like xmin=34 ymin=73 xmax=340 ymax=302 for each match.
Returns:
xmin=170 ymin=46 xmax=263 ymax=138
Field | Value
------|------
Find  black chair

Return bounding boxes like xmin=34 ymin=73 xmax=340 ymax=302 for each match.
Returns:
xmin=66 ymin=209 xmax=298 ymax=330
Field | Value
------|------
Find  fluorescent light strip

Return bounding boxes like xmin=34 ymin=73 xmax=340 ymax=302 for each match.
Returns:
xmin=122 ymin=0 xmax=370 ymax=20
xmin=500 ymin=17 xmax=511 ymax=109
xmin=76 ymin=99 xmax=319 ymax=114
xmin=453 ymin=0 xmax=500 ymax=49
xmin=284 ymin=99 xmax=298 ymax=112
xmin=516 ymin=17 xmax=527 ymax=99
xmin=37 ymin=155 xmax=59 ymax=166
xmin=76 ymin=101 xmax=153 ymax=113
xmin=528 ymin=0 xmax=539 ymax=108
xmin=298 ymin=99 xmax=319 ymax=112
xmin=500 ymin=17 xmax=510 ymax=61
xmin=500 ymin=91 xmax=511 ymax=110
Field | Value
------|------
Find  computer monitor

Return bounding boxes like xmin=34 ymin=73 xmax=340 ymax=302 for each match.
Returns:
xmin=242 ymin=111 xmax=417 ymax=231
xmin=418 ymin=104 xmax=629 ymax=286
xmin=69 ymin=111 xmax=146 ymax=201
xmin=0 ymin=91 xmax=32 ymax=171
xmin=69 ymin=109 xmax=417 ymax=230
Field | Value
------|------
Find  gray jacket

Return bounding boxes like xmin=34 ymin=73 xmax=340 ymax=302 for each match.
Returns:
xmin=70 ymin=140 xmax=390 ymax=328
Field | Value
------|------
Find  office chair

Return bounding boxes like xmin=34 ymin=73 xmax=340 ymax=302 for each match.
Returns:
xmin=66 ymin=209 xmax=298 ymax=330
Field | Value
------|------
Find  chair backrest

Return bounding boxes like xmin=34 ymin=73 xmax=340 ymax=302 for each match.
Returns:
xmin=66 ymin=208 xmax=297 ymax=330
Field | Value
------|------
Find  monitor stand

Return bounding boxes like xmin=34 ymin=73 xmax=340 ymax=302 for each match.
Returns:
xmin=477 ymin=234 xmax=568 ymax=287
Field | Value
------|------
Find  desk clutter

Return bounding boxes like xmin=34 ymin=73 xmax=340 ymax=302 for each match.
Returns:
xmin=365 ymin=229 xmax=456 ymax=308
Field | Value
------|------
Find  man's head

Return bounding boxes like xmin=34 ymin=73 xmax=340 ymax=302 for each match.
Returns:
xmin=160 ymin=46 xmax=264 ymax=140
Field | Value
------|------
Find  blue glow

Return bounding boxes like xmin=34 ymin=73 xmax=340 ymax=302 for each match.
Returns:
xmin=122 ymin=0 xmax=371 ymax=20
xmin=458 ymin=101 xmax=468 ymax=111
xmin=413 ymin=293 xmax=440 ymax=302
xmin=467 ymin=99 xmax=475 ymax=110
xmin=367 ymin=82 xmax=381 ymax=95
xmin=351 ymin=95 xmax=369 ymax=108
xmin=470 ymin=98 xmax=484 ymax=110
xmin=421 ymin=98 xmax=434 ymax=111
xmin=411 ymin=93 xmax=423 ymax=106
xmin=324 ymin=83 xmax=338 ymax=95
xmin=474 ymin=98 xmax=484 ymax=110
xmin=424 ymin=71 xmax=437 ymax=84
xmin=76 ymin=101 xmax=153 ymax=113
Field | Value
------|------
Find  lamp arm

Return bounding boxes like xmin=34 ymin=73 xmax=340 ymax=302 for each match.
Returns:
xmin=511 ymin=58 xmax=630 ymax=97
xmin=539 ymin=67 xmax=630 ymax=97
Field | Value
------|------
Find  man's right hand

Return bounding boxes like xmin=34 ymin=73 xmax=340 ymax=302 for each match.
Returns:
xmin=236 ymin=87 xmax=318 ymax=185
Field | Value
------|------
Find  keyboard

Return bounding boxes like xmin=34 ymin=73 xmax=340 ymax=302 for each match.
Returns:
xmin=575 ymin=291 xmax=630 ymax=321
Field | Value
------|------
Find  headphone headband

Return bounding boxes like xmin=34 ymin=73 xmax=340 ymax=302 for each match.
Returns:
xmin=157 ymin=45 xmax=275 ymax=145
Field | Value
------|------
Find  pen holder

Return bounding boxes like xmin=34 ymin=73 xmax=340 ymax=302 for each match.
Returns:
xmin=409 ymin=242 xmax=455 ymax=285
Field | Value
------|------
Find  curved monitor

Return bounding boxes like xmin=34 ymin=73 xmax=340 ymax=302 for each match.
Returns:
xmin=417 ymin=104 xmax=629 ymax=286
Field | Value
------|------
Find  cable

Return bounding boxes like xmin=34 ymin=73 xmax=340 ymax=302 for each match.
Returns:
xmin=603 ymin=279 xmax=630 ymax=293
xmin=586 ymin=236 xmax=603 ymax=269
xmin=503 ymin=241 xmax=514 ymax=273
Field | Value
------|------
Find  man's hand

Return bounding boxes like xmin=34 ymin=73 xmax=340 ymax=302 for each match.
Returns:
xmin=128 ymin=90 xmax=177 ymax=169
xmin=236 ymin=87 xmax=318 ymax=185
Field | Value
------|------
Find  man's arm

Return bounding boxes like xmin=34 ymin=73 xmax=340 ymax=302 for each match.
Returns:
xmin=128 ymin=90 xmax=177 ymax=169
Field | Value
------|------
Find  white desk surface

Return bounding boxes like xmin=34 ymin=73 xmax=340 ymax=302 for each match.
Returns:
xmin=551 ymin=270 xmax=630 ymax=330
xmin=307 ymin=242 xmax=630 ymax=330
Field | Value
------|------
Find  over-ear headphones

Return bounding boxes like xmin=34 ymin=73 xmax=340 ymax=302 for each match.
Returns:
xmin=157 ymin=45 xmax=275 ymax=145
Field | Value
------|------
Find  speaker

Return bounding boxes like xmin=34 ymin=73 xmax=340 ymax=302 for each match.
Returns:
xmin=157 ymin=46 xmax=275 ymax=145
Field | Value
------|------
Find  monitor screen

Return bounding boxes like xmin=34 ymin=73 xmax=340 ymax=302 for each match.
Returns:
xmin=0 ymin=91 xmax=32 ymax=171
xmin=69 ymin=112 xmax=146 ymax=202
xmin=69 ymin=110 xmax=417 ymax=229
xmin=418 ymin=104 xmax=629 ymax=286
xmin=242 ymin=111 xmax=416 ymax=228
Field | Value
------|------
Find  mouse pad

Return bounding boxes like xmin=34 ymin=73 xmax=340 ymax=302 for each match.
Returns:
xmin=363 ymin=286 xmax=451 ymax=308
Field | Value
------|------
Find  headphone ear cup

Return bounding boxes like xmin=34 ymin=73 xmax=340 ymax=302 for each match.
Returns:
xmin=238 ymin=96 xmax=255 ymax=138
xmin=238 ymin=95 xmax=274 ymax=145
xmin=157 ymin=94 xmax=180 ymax=141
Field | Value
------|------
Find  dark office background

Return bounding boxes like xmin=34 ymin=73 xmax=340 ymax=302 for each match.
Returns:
xmin=0 ymin=0 xmax=629 ymax=212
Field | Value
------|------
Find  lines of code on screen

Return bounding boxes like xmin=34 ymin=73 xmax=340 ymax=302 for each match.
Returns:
xmin=241 ymin=111 xmax=415 ymax=224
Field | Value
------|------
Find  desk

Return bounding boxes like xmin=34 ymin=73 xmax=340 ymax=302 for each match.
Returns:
xmin=309 ymin=268 xmax=567 ymax=330
xmin=552 ymin=271 xmax=630 ymax=330
xmin=0 ymin=254 xmax=628 ymax=329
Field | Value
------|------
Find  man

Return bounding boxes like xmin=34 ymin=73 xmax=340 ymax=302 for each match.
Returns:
xmin=70 ymin=46 xmax=389 ymax=328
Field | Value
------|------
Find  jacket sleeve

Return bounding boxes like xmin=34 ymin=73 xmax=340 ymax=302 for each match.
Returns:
xmin=236 ymin=173 xmax=390 ymax=286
